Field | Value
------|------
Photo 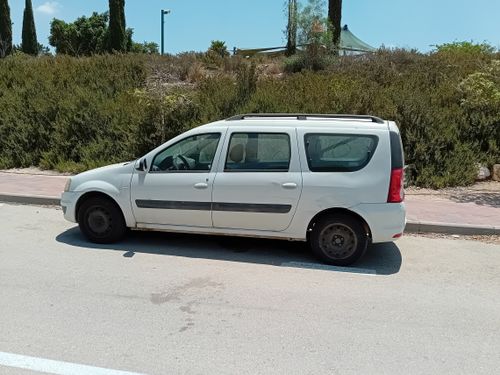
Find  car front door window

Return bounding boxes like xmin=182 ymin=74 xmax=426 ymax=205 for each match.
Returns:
xmin=151 ymin=133 xmax=221 ymax=172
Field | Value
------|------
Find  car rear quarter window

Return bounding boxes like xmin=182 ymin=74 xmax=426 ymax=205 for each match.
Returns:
xmin=389 ymin=131 xmax=404 ymax=169
xmin=304 ymin=133 xmax=379 ymax=172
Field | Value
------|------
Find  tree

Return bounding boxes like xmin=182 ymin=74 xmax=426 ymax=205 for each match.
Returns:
xmin=288 ymin=0 xmax=332 ymax=72
xmin=13 ymin=42 xmax=50 ymax=55
xmin=297 ymin=0 xmax=330 ymax=47
xmin=285 ymin=0 xmax=298 ymax=56
xmin=0 ymin=0 xmax=12 ymax=57
xmin=37 ymin=43 xmax=51 ymax=55
xmin=49 ymin=11 xmax=153 ymax=56
xmin=130 ymin=41 xmax=159 ymax=54
xmin=208 ymin=40 xmax=229 ymax=57
xmin=328 ymin=0 xmax=342 ymax=52
xmin=108 ymin=0 xmax=127 ymax=52
xmin=49 ymin=12 xmax=109 ymax=56
xmin=22 ymin=0 xmax=38 ymax=55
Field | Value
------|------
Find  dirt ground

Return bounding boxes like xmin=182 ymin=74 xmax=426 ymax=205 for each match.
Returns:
xmin=0 ymin=167 xmax=72 ymax=176
xmin=406 ymin=181 xmax=500 ymax=195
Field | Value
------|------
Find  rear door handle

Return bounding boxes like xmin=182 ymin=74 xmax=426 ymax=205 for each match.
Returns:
xmin=282 ymin=182 xmax=298 ymax=189
xmin=194 ymin=182 xmax=208 ymax=189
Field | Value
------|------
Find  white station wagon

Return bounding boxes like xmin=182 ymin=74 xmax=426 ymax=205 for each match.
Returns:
xmin=61 ymin=114 xmax=406 ymax=266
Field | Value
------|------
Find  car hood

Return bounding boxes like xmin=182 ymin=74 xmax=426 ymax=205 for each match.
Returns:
xmin=70 ymin=161 xmax=136 ymax=192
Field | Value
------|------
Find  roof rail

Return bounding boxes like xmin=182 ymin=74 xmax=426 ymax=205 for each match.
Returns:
xmin=226 ymin=113 xmax=385 ymax=124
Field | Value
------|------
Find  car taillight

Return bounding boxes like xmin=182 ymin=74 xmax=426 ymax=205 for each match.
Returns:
xmin=388 ymin=168 xmax=404 ymax=203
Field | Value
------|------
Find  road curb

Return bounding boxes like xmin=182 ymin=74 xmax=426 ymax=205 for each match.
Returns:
xmin=0 ymin=194 xmax=61 ymax=206
xmin=405 ymin=221 xmax=500 ymax=236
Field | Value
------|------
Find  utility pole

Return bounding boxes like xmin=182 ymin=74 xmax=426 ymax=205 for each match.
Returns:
xmin=161 ymin=9 xmax=171 ymax=55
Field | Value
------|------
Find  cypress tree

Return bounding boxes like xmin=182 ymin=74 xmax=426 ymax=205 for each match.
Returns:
xmin=119 ymin=0 xmax=126 ymax=35
xmin=328 ymin=0 xmax=342 ymax=52
xmin=285 ymin=0 xmax=297 ymax=56
xmin=0 ymin=0 xmax=12 ymax=57
xmin=108 ymin=0 xmax=127 ymax=52
xmin=22 ymin=0 xmax=38 ymax=55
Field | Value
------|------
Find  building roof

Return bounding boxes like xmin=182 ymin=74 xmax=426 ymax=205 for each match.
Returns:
xmin=235 ymin=25 xmax=376 ymax=57
xmin=339 ymin=25 xmax=376 ymax=53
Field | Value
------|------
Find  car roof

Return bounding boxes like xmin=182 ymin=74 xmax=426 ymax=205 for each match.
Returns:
xmin=198 ymin=114 xmax=390 ymax=131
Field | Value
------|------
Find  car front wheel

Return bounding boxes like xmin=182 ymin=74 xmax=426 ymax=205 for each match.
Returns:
xmin=310 ymin=214 xmax=368 ymax=266
xmin=77 ymin=197 xmax=126 ymax=244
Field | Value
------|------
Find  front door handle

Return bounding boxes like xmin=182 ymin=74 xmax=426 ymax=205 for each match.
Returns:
xmin=282 ymin=182 xmax=298 ymax=189
xmin=194 ymin=182 xmax=209 ymax=189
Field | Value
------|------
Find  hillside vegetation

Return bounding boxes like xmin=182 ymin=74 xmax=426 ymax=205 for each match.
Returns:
xmin=0 ymin=45 xmax=499 ymax=188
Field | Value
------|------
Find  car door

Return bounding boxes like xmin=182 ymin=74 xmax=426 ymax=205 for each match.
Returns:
xmin=131 ymin=132 xmax=224 ymax=227
xmin=211 ymin=128 xmax=302 ymax=232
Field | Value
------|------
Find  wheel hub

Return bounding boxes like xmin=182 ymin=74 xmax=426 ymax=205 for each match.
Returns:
xmin=333 ymin=235 xmax=345 ymax=246
xmin=319 ymin=224 xmax=358 ymax=260
xmin=87 ymin=207 xmax=112 ymax=235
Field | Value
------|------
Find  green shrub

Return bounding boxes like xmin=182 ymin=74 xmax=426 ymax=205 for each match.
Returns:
xmin=435 ymin=41 xmax=495 ymax=55
xmin=0 ymin=46 xmax=499 ymax=188
xmin=283 ymin=54 xmax=306 ymax=73
xmin=0 ymin=54 xmax=147 ymax=172
xmin=283 ymin=52 xmax=335 ymax=73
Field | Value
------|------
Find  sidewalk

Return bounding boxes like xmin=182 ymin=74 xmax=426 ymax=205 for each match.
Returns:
xmin=405 ymin=195 xmax=499 ymax=235
xmin=1 ymin=171 xmax=499 ymax=235
xmin=0 ymin=171 xmax=66 ymax=206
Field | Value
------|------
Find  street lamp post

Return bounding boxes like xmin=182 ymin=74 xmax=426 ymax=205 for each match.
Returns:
xmin=161 ymin=9 xmax=171 ymax=55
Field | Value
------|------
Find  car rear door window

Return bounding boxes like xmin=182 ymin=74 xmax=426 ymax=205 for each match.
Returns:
xmin=225 ymin=133 xmax=291 ymax=172
xmin=305 ymin=133 xmax=378 ymax=172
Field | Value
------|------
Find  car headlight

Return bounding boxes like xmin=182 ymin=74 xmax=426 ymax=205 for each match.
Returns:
xmin=64 ymin=178 xmax=72 ymax=192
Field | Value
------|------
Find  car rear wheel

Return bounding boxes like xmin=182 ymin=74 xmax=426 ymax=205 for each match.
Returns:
xmin=78 ymin=197 xmax=126 ymax=244
xmin=310 ymin=214 xmax=368 ymax=266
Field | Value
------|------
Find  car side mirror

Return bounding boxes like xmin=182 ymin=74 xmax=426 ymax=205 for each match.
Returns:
xmin=136 ymin=158 xmax=148 ymax=172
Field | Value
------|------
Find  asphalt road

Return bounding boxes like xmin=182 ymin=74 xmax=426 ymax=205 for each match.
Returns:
xmin=0 ymin=203 xmax=499 ymax=375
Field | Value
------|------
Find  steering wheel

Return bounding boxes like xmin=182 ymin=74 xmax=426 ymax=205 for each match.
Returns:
xmin=175 ymin=154 xmax=190 ymax=170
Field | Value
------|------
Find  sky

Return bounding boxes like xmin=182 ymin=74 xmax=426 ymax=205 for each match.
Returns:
xmin=8 ymin=0 xmax=500 ymax=54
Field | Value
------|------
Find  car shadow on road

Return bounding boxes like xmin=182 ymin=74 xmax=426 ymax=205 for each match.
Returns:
xmin=56 ymin=227 xmax=402 ymax=275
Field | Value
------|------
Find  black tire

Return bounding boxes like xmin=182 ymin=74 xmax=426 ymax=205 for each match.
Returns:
xmin=310 ymin=213 xmax=368 ymax=266
xmin=77 ymin=196 xmax=126 ymax=244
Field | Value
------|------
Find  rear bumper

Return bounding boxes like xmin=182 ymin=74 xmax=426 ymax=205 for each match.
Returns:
xmin=351 ymin=202 xmax=406 ymax=243
xmin=60 ymin=191 xmax=78 ymax=223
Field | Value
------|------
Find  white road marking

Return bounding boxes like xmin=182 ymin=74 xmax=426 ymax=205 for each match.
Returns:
xmin=282 ymin=261 xmax=377 ymax=274
xmin=0 ymin=351 xmax=147 ymax=375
